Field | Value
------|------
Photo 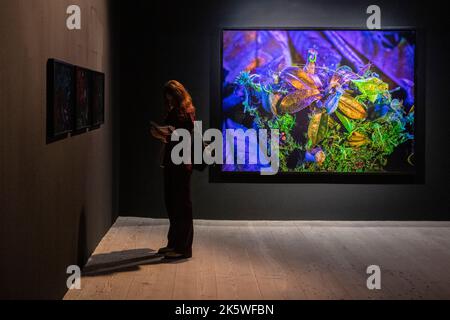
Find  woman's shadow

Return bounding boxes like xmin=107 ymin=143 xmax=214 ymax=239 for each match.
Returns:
xmin=82 ymin=248 xmax=188 ymax=277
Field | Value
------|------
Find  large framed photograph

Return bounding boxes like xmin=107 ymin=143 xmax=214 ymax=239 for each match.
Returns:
xmin=47 ymin=59 xmax=75 ymax=142
xmin=211 ymin=28 xmax=424 ymax=184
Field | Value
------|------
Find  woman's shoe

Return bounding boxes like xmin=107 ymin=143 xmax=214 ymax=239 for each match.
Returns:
xmin=158 ymin=247 xmax=175 ymax=254
xmin=164 ymin=251 xmax=191 ymax=259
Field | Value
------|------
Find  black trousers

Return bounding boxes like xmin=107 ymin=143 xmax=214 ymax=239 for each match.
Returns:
xmin=163 ymin=165 xmax=193 ymax=257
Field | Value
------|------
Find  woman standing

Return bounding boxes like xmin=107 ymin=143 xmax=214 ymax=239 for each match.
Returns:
xmin=151 ymin=80 xmax=195 ymax=259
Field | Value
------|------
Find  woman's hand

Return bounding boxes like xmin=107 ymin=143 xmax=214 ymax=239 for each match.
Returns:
xmin=150 ymin=127 xmax=169 ymax=143
xmin=150 ymin=123 xmax=175 ymax=144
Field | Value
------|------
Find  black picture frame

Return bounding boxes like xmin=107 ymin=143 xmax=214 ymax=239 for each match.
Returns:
xmin=74 ymin=66 xmax=91 ymax=134
xmin=46 ymin=59 xmax=75 ymax=143
xmin=210 ymin=27 xmax=425 ymax=184
xmin=90 ymin=70 xmax=105 ymax=129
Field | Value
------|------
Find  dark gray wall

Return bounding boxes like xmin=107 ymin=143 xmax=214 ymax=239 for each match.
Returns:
xmin=0 ymin=0 xmax=117 ymax=299
xmin=118 ymin=0 xmax=449 ymax=220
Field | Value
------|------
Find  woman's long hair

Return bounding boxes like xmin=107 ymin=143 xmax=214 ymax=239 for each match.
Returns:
xmin=164 ymin=80 xmax=195 ymax=114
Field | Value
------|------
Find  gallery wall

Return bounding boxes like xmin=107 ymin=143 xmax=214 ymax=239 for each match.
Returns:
xmin=117 ymin=0 xmax=449 ymax=221
xmin=0 ymin=0 xmax=117 ymax=299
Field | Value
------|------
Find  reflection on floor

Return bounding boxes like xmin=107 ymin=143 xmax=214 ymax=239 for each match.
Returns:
xmin=64 ymin=217 xmax=450 ymax=300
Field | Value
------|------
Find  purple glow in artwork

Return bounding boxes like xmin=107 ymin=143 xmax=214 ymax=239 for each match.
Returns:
xmin=222 ymin=30 xmax=416 ymax=174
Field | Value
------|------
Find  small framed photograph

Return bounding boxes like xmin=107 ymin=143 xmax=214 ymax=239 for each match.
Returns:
xmin=90 ymin=70 xmax=105 ymax=128
xmin=47 ymin=59 xmax=75 ymax=142
xmin=74 ymin=66 xmax=91 ymax=132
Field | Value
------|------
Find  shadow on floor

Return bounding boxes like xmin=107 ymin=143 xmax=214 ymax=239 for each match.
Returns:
xmin=82 ymin=248 xmax=188 ymax=276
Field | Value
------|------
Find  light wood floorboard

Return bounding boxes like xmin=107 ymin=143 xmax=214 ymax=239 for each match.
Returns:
xmin=64 ymin=217 xmax=450 ymax=300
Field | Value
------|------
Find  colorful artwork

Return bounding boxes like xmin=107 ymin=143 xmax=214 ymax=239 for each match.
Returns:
xmin=91 ymin=71 xmax=105 ymax=127
xmin=222 ymin=30 xmax=416 ymax=173
xmin=75 ymin=67 xmax=91 ymax=131
xmin=48 ymin=60 xmax=75 ymax=138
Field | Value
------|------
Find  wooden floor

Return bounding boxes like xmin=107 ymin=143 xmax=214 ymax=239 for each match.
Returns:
xmin=64 ymin=217 xmax=450 ymax=300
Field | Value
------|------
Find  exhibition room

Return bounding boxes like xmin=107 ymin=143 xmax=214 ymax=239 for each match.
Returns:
xmin=0 ymin=0 xmax=449 ymax=310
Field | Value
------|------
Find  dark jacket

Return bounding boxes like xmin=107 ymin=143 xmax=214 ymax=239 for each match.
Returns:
xmin=163 ymin=107 xmax=195 ymax=169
